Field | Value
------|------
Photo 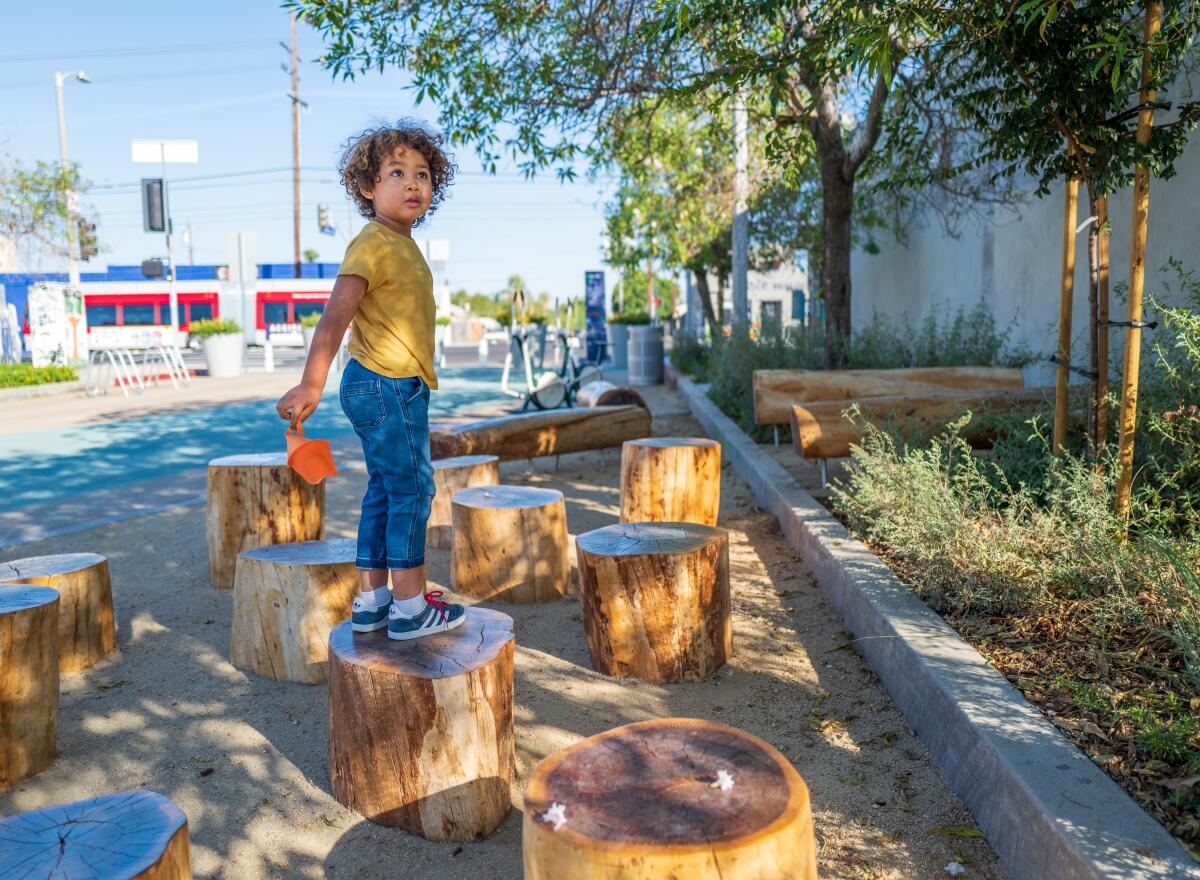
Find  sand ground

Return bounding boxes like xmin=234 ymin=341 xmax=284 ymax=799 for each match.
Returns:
xmin=0 ymin=382 xmax=1006 ymax=879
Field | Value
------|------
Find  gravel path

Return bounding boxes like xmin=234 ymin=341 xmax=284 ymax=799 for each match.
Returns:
xmin=0 ymin=383 xmax=1006 ymax=879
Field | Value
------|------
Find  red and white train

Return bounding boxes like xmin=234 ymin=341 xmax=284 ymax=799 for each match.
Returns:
xmin=42 ymin=278 xmax=336 ymax=349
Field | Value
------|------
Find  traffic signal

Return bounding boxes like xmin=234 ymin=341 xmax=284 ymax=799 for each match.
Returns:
xmin=141 ymin=178 xmax=166 ymax=232
xmin=317 ymin=203 xmax=335 ymax=235
xmin=77 ymin=216 xmax=98 ymax=260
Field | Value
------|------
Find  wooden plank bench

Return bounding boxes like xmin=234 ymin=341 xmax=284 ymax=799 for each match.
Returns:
xmin=790 ymin=387 xmax=1055 ymax=462
xmin=753 ymin=367 xmax=1025 ymax=429
xmin=430 ymin=404 xmax=652 ymax=462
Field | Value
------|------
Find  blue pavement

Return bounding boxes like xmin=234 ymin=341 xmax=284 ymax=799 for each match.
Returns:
xmin=0 ymin=366 xmax=504 ymax=514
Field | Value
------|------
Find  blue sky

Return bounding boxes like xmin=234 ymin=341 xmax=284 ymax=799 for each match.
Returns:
xmin=1 ymin=1 xmax=616 ymax=300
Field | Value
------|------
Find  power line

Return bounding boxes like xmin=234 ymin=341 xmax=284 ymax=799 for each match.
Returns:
xmin=0 ymin=63 xmax=271 ymax=91
xmin=0 ymin=39 xmax=277 ymax=64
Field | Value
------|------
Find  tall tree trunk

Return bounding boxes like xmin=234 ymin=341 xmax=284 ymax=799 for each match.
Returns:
xmin=1114 ymin=3 xmax=1162 ymax=524
xmin=692 ymin=269 xmax=720 ymax=338
xmin=716 ymin=272 xmax=728 ymax=330
xmin=797 ymin=73 xmax=889 ymax=368
xmin=819 ymin=163 xmax=854 ymax=367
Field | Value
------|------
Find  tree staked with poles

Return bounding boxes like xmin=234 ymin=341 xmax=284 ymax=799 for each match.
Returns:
xmin=849 ymin=0 xmax=1199 ymax=517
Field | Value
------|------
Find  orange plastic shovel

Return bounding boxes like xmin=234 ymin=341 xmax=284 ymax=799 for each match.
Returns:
xmin=286 ymin=424 xmax=338 ymax=484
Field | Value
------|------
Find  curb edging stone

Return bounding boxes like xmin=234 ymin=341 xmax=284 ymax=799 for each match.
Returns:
xmin=665 ymin=359 xmax=1198 ymax=880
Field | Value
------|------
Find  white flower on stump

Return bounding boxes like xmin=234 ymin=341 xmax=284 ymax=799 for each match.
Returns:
xmin=712 ymin=769 xmax=735 ymax=791
xmin=541 ymin=802 xmax=568 ymax=831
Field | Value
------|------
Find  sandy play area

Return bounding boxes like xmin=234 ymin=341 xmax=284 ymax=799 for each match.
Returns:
xmin=0 ymin=383 xmax=1005 ymax=879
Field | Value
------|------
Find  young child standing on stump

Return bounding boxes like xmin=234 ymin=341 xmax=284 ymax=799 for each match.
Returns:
xmin=276 ymin=121 xmax=465 ymax=641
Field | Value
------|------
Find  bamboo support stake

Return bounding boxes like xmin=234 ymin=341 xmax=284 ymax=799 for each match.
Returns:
xmin=1096 ymin=195 xmax=1111 ymax=458
xmin=1114 ymin=3 xmax=1162 ymax=522
xmin=1053 ymin=176 xmax=1079 ymax=454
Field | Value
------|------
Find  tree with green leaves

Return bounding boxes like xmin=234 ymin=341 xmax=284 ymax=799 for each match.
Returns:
xmin=0 ymin=156 xmax=92 ymax=264
xmin=294 ymin=0 xmax=997 ymax=366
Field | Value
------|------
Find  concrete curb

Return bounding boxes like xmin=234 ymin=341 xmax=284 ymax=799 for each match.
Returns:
xmin=0 ymin=380 xmax=84 ymax=401
xmin=665 ymin=359 xmax=1198 ymax=880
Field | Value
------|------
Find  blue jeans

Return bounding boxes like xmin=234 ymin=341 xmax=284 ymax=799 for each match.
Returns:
xmin=339 ymin=359 xmax=434 ymax=571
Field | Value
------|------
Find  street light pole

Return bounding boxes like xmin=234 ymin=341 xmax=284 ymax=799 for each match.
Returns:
xmin=54 ymin=70 xmax=89 ymax=291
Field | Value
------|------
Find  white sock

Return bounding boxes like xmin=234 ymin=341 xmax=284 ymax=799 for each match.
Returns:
xmin=360 ymin=585 xmax=391 ymax=607
xmin=392 ymin=593 xmax=427 ymax=617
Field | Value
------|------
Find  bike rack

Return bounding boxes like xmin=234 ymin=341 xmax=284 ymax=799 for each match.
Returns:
xmin=84 ymin=347 xmax=141 ymax=398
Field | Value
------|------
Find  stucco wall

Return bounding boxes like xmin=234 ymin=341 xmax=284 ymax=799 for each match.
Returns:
xmin=851 ymin=135 xmax=1198 ymax=386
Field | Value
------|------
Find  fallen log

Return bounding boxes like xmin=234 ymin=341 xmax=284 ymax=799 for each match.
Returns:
xmin=790 ymin=387 xmax=1055 ymax=460
xmin=754 ymin=366 xmax=1025 ymax=426
xmin=523 ymin=718 xmax=817 ymax=880
xmin=575 ymin=380 xmax=648 ymax=410
xmin=430 ymin=405 xmax=651 ymax=461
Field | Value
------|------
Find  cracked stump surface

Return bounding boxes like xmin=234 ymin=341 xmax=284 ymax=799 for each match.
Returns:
xmin=0 ymin=383 xmax=1006 ymax=879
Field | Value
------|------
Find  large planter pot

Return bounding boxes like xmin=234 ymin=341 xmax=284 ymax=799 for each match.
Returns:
xmin=608 ymin=323 xmax=630 ymax=369
xmin=202 ymin=333 xmax=245 ymax=378
xmin=627 ymin=325 xmax=664 ymax=386
xmin=302 ymin=326 xmax=316 ymax=353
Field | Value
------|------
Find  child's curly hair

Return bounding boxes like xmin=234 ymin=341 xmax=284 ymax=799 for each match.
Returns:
xmin=339 ymin=120 xmax=456 ymax=228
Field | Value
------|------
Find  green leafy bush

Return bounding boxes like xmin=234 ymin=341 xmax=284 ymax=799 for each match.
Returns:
xmin=0 ymin=364 xmax=77 ymax=388
xmin=189 ymin=318 xmax=242 ymax=337
xmin=610 ymin=310 xmax=652 ymax=325
xmin=299 ymin=312 xmax=322 ymax=328
xmin=435 ymin=315 xmax=452 ymax=326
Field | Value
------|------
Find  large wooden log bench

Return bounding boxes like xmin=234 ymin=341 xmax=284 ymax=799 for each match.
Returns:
xmin=790 ymin=387 xmax=1056 ymax=460
xmin=430 ymin=405 xmax=651 ymax=462
xmin=452 ymin=485 xmax=570 ymax=603
xmin=328 ymin=608 xmax=515 ymax=841
xmin=754 ymin=366 xmax=1025 ymax=427
xmin=575 ymin=381 xmax=649 ymax=410
xmin=0 ymin=790 xmax=192 ymax=879
xmin=576 ymin=522 xmax=731 ymax=682
xmin=523 ymin=718 xmax=817 ymax=879
xmin=0 ymin=586 xmax=59 ymax=792
xmin=619 ymin=437 xmax=721 ymax=526
xmin=428 ymin=454 xmax=501 ymax=550
xmin=0 ymin=552 xmax=116 ymax=673
xmin=230 ymin=538 xmax=358 ymax=684
xmin=206 ymin=452 xmax=325 ymax=588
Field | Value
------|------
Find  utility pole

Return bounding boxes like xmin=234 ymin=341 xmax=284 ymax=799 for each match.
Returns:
xmin=290 ymin=11 xmax=301 ymax=279
xmin=54 ymin=70 xmax=89 ymax=291
xmin=731 ymin=90 xmax=750 ymax=330
xmin=185 ymin=222 xmax=195 ymax=265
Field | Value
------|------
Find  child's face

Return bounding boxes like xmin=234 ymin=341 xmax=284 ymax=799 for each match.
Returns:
xmin=360 ymin=146 xmax=433 ymax=229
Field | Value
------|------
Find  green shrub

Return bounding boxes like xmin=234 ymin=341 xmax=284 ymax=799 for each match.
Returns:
xmin=299 ymin=312 xmax=322 ymax=328
xmin=189 ymin=318 xmax=242 ymax=337
xmin=0 ymin=364 xmax=77 ymax=388
xmin=435 ymin=315 xmax=452 ymax=326
xmin=610 ymin=311 xmax=652 ymax=325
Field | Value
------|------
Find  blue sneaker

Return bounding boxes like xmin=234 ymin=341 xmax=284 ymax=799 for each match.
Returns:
xmin=351 ymin=595 xmax=392 ymax=632
xmin=387 ymin=591 xmax=466 ymax=641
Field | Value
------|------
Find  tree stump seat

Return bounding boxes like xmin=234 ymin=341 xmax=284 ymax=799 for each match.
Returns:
xmin=230 ymin=538 xmax=357 ymax=684
xmin=620 ymin=437 xmax=721 ymax=526
xmin=328 ymin=608 xmax=515 ymax=841
xmin=523 ymin=718 xmax=817 ymax=879
xmin=0 ymin=790 xmax=192 ymax=879
xmin=0 ymin=551 xmax=116 ymax=673
xmin=451 ymin=485 xmax=570 ymax=603
xmin=206 ymin=452 xmax=325 ymax=588
xmin=428 ymin=454 xmax=501 ymax=549
xmin=577 ymin=522 xmax=731 ymax=682
xmin=0 ymin=586 xmax=59 ymax=792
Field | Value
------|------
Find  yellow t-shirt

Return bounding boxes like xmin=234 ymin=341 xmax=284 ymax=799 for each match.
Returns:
xmin=338 ymin=221 xmax=438 ymax=389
